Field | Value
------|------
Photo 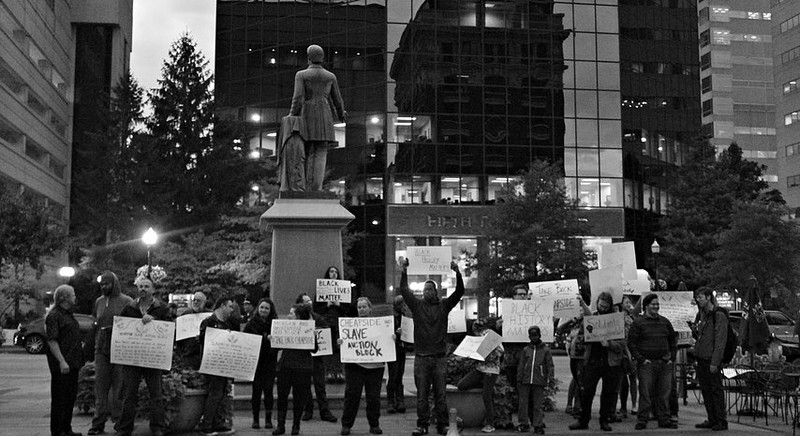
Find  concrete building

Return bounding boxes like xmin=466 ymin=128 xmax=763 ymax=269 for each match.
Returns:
xmin=772 ymin=0 xmax=800 ymax=208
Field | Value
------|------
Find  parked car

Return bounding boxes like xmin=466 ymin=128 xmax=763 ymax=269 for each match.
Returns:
xmin=13 ymin=313 xmax=95 ymax=355
xmin=729 ymin=309 xmax=800 ymax=362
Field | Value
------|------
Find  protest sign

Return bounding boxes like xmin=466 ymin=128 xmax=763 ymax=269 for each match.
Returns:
xmin=598 ymin=241 xmax=638 ymax=281
xmin=531 ymin=279 xmax=580 ymax=320
xmin=175 ymin=312 xmax=212 ymax=341
xmin=339 ymin=316 xmax=396 ymax=363
xmin=110 ymin=316 xmax=175 ymax=371
xmin=270 ymin=319 xmax=316 ymax=350
xmin=316 ymin=279 xmax=352 ymax=304
xmin=400 ymin=316 xmax=414 ymax=343
xmin=583 ymin=312 xmax=626 ymax=342
xmin=589 ymin=264 xmax=624 ymax=305
xmin=448 ymin=308 xmax=467 ymax=333
xmin=311 ymin=328 xmax=333 ymax=357
xmin=406 ymin=246 xmax=452 ymax=275
xmin=624 ymin=269 xmax=652 ymax=295
xmin=199 ymin=328 xmax=262 ymax=381
xmin=453 ymin=330 xmax=502 ymax=361
xmin=654 ymin=292 xmax=695 ymax=332
xmin=500 ymin=299 xmax=554 ymax=343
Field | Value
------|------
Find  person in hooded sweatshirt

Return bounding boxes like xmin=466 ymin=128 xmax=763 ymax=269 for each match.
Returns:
xmin=516 ymin=326 xmax=555 ymax=434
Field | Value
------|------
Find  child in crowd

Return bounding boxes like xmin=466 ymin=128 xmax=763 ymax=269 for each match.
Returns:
xmin=456 ymin=318 xmax=504 ymax=433
xmin=516 ymin=326 xmax=555 ymax=434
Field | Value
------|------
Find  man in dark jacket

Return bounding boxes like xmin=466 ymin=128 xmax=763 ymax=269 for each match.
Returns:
xmin=628 ymin=293 xmax=677 ymax=430
xmin=692 ymin=286 xmax=728 ymax=431
xmin=400 ymin=259 xmax=464 ymax=436
xmin=46 ymin=285 xmax=85 ymax=436
xmin=198 ymin=296 xmax=237 ymax=436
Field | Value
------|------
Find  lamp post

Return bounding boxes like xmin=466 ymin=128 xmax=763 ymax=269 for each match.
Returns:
xmin=651 ymin=240 xmax=660 ymax=287
xmin=142 ymin=227 xmax=158 ymax=273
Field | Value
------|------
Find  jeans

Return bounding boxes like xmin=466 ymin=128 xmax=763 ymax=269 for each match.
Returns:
xmin=117 ymin=365 xmax=165 ymax=435
xmin=637 ymin=360 xmax=673 ymax=425
xmin=341 ymin=364 xmax=383 ymax=429
xmin=414 ymin=355 xmax=448 ymax=428
xmin=620 ymin=359 xmax=637 ymax=412
xmin=50 ymin=368 xmax=79 ymax=436
xmin=386 ymin=345 xmax=407 ymax=409
xmin=696 ymin=359 xmax=727 ymax=425
xmin=91 ymin=352 xmax=123 ymax=429
xmin=251 ymin=357 xmax=276 ymax=421
xmin=277 ymin=368 xmax=312 ymax=426
xmin=518 ymin=384 xmax=545 ymax=427
xmin=578 ymin=359 xmax=622 ymax=425
xmin=304 ymin=357 xmax=330 ymax=413
xmin=200 ymin=374 xmax=230 ymax=431
xmin=569 ymin=359 xmax=585 ymax=412
xmin=457 ymin=369 xmax=497 ymax=426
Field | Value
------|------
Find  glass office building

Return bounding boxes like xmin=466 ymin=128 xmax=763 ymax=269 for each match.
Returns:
xmin=216 ymin=0 xmax=625 ymax=306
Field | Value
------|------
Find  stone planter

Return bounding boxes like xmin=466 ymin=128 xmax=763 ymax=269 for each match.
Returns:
xmin=169 ymin=388 xmax=207 ymax=434
xmin=446 ymin=385 xmax=484 ymax=427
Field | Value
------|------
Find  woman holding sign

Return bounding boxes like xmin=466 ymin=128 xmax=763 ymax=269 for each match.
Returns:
xmin=244 ymin=298 xmax=278 ymax=429
xmin=338 ymin=297 xmax=387 ymax=435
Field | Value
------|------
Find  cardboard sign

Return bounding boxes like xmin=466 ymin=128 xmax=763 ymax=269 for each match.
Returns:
xmin=175 ymin=312 xmax=212 ymax=341
xmin=448 ymin=308 xmax=467 ymax=333
xmin=311 ymin=328 xmax=333 ymax=357
xmin=589 ymin=264 xmax=624 ymax=306
xmin=316 ymin=279 xmax=352 ymax=304
xmin=625 ymin=270 xmax=652 ymax=295
xmin=531 ymin=279 xmax=580 ymax=320
xmin=653 ymin=292 xmax=695 ymax=332
xmin=406 ymin=246 xmax=453 ymax=275
xmin=338 ymin=316 xmax=397 ymax=363
xmin=583 ymin=312 xmax=626 ymax=342
xmin=453 ymin=330 xmax=502 ymax=361
xmin=400 ymin=316 xmax=414 ymax=343
xmin=110 ymin=316 xmax=175 ymax=371
xmin=199 ymin=328 xmax=262 ymax=381
xmin=270 ymin=319 xmax=316 ymax=350
xmin=598 ymin=241 xmax=638 ymax=281
xmin=500 ymin=299 xmax=554 ymax=343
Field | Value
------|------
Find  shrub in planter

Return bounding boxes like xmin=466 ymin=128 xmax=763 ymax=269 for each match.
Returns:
xmin=135 ymin=358 xmax=208 ymax=430
xmin=75 ymin=362 xmax=96 ymax=414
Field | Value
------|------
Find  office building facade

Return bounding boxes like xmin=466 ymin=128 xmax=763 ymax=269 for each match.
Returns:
xmin=772 ymin=0 xmax=800 ymax=208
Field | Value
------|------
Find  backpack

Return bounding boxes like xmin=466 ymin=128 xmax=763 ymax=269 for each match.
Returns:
xmin=712 ymin=306 xmax=738 ymax=365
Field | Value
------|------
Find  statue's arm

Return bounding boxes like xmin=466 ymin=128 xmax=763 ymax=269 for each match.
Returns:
xmin=331 ymin=76 xmax=347 ymax=122
xmin=289 ymin=72 xmax=304 ymax=116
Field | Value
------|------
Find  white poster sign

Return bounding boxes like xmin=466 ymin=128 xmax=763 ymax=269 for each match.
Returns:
xmin=199 ymin=328 xmax=262 ymax=381
xmin=448 ymin=308 xmax=467 ymax=333
xmin=500 ymin=299 xmax=554 ymax=343
xmin=316 ymin=279 xmax=352 ymax=304
xmin=270 ymin=319 xmax=316 ymax=350
xmin=625 ymin=269 xmax=652 ymax=295
xmin=339 ymin=316 xmax=396 ymax=363
xmin=175 ymin=312 xmax=212 ymax=341
xmin=400 ymin=316 xmax=414 ymax=343
xmin=110 ymin=316 xmax=175 ymax=371
xmin=531 ymin=279 xmax=580 ymax=320
xmin=453 ymin=330 xmax=502 ymax=361
xmin=654 ymin=292 xmax=695 ymax=332
xmin=584 ymin=312 xmax=626 ymax=342
xmin=589 ymin=264 xmax=624 ymax=305
xmin=311 ymin=328 xmax=333 ymax=357
xmin=598 ymin=241 xmax=638 ymax=281
xmin=406 ymin=246 xmax=453 ymax=275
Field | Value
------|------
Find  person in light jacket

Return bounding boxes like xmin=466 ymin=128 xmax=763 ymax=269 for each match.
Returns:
xmin=516 ymin=326 xmax=555 ymax=434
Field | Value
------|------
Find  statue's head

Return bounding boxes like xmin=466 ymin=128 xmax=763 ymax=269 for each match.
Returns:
xmin=307 ymin=44 xmax=324 ymax=64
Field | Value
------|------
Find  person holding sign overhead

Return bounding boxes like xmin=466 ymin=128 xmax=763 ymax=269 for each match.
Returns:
xmin=399 ymin=258 xmax=465 ymax=436
xmin=456 ymin=318 xmax=504 ymax=433
xmin=244 ymin=298 xmax=279 ymax=430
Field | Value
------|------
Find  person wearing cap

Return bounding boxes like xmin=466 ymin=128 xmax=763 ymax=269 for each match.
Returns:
xmin=628 ymin=293 xmax=677 ymax=430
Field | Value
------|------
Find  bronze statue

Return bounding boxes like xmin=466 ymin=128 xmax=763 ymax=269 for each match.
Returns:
xmin=278 ymin=45 xmax=347 ymax=192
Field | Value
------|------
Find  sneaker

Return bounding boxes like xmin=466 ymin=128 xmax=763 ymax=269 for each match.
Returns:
xmin=369 ymin=427 xmax=383 ymax=435
xmin=568 ymin=422 xmax=588 ymax=430
xmin=711 ymin=423 xmax=728 ymax=431
xmin=252 ymin=421 xmax=261 ymax=429
xmin=695 ymin=421 xmax=713 ymax=429
xmin=516 ymin=424 xmax=531 ymax=432
xmin=340 ymin=428 xmax=351 ymax=435
xmin=200 ymin=430 xmax=217 ymax=436
xmin=320 ymin=410 xmax=338 ymax=423
xmin=600 ymin=423 xmax=612 ymax=432
xmin=387 ymin=407 xmax=397 ymax=414
xmin=635 ymin=422 xmax=647 ymax=430
xmin=214 ymin=428 xmax=235 ymax=435
xmin=411 ymin=427 xmax=429 ymax=436
xmin=481 ymin=425 xmax=495 ymax=433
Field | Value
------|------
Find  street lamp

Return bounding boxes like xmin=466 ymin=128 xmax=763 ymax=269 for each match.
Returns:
xmin=142 ymin=227 xmax=158 ymax=272
xmin=58 ymin=266 xmax=75 ymax=279
xmin=651 ymin=240 xmax=660 ymax=287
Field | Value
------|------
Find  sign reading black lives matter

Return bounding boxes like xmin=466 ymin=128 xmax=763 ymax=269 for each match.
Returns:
xmin=338 ymin=316 xmax=396 ymax=363
xmin=316 ymin=279 xmax=352 ymax=303
xmin=270 ymin=319 xmax=316 ymax=350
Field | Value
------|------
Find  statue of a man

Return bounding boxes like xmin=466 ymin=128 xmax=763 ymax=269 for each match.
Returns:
xmin=278 ymin=44 xmax=347 ymax=192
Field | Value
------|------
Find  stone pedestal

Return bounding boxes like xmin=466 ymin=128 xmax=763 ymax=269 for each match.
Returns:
xmin=260 ymin=197 xmax=354 ymax=316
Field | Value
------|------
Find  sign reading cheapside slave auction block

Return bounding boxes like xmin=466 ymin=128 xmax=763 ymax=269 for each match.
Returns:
xmin=406 ymin=246 xmax=452 ymax=275
xmin=500 ymin=299 xmax=554 ymax=343
xmin=175 ymin=312 xmax=212 ymax=341
xmin=199 ymin=328 xmax=262 ymax=381
xmin=531 ymin=279 xmax=580 ymax=320
xmin=110 ymin=316 xmax=175 ymax=371
xmin=583 ymin=312 xmax=626 ymax=342
xmin=270 ymin=319 xmax=316 ymax=350
xmin=316 ymin=279 xmax=352 ymax=304
xmin=338 ymin=316 xmax=396 ymax=363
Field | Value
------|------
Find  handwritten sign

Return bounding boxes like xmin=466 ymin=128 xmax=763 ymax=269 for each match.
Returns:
xmin=500 ymin=299 xmax=554 ymax=343
xmin=175 ymin=312 xmax=212 ymax=341
xmin=110 ymin=316 xmax=175 ymax=371
xmin=270 ymin=319 xmax=316 ymax=350
xmin=624 ymin=269 xmax=652 ymax=295
xmin=583 ymin=312 xmax=626 ymax=342
xmin=531 ymin=279 xmax=580 ymax=320
xmin=199 ymin=328 xmax=262 ymax=380
xmin=655 ymin=292 xmax=695 ymax=332
xmin=311 ymin=328 xmax=333 ymax=357
xmin=589 ymin=264 xmax=624 ymax=306
xmin=400 ymin=316 xmax=414 ymax=343
xmin=339 ymin=316 xmax=396 ymax=363
xmin=448 ymin=308 xmax=467 ymax=333
xmin=407 ymin=246 xmax=452 ymax=275
xmin=454 ymin=330 xmax=502 ymax=361
xmin=598 ymin=241 xmax=637 ymax=281
xmin=316 ymin=279 xmax=352 ymax=303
